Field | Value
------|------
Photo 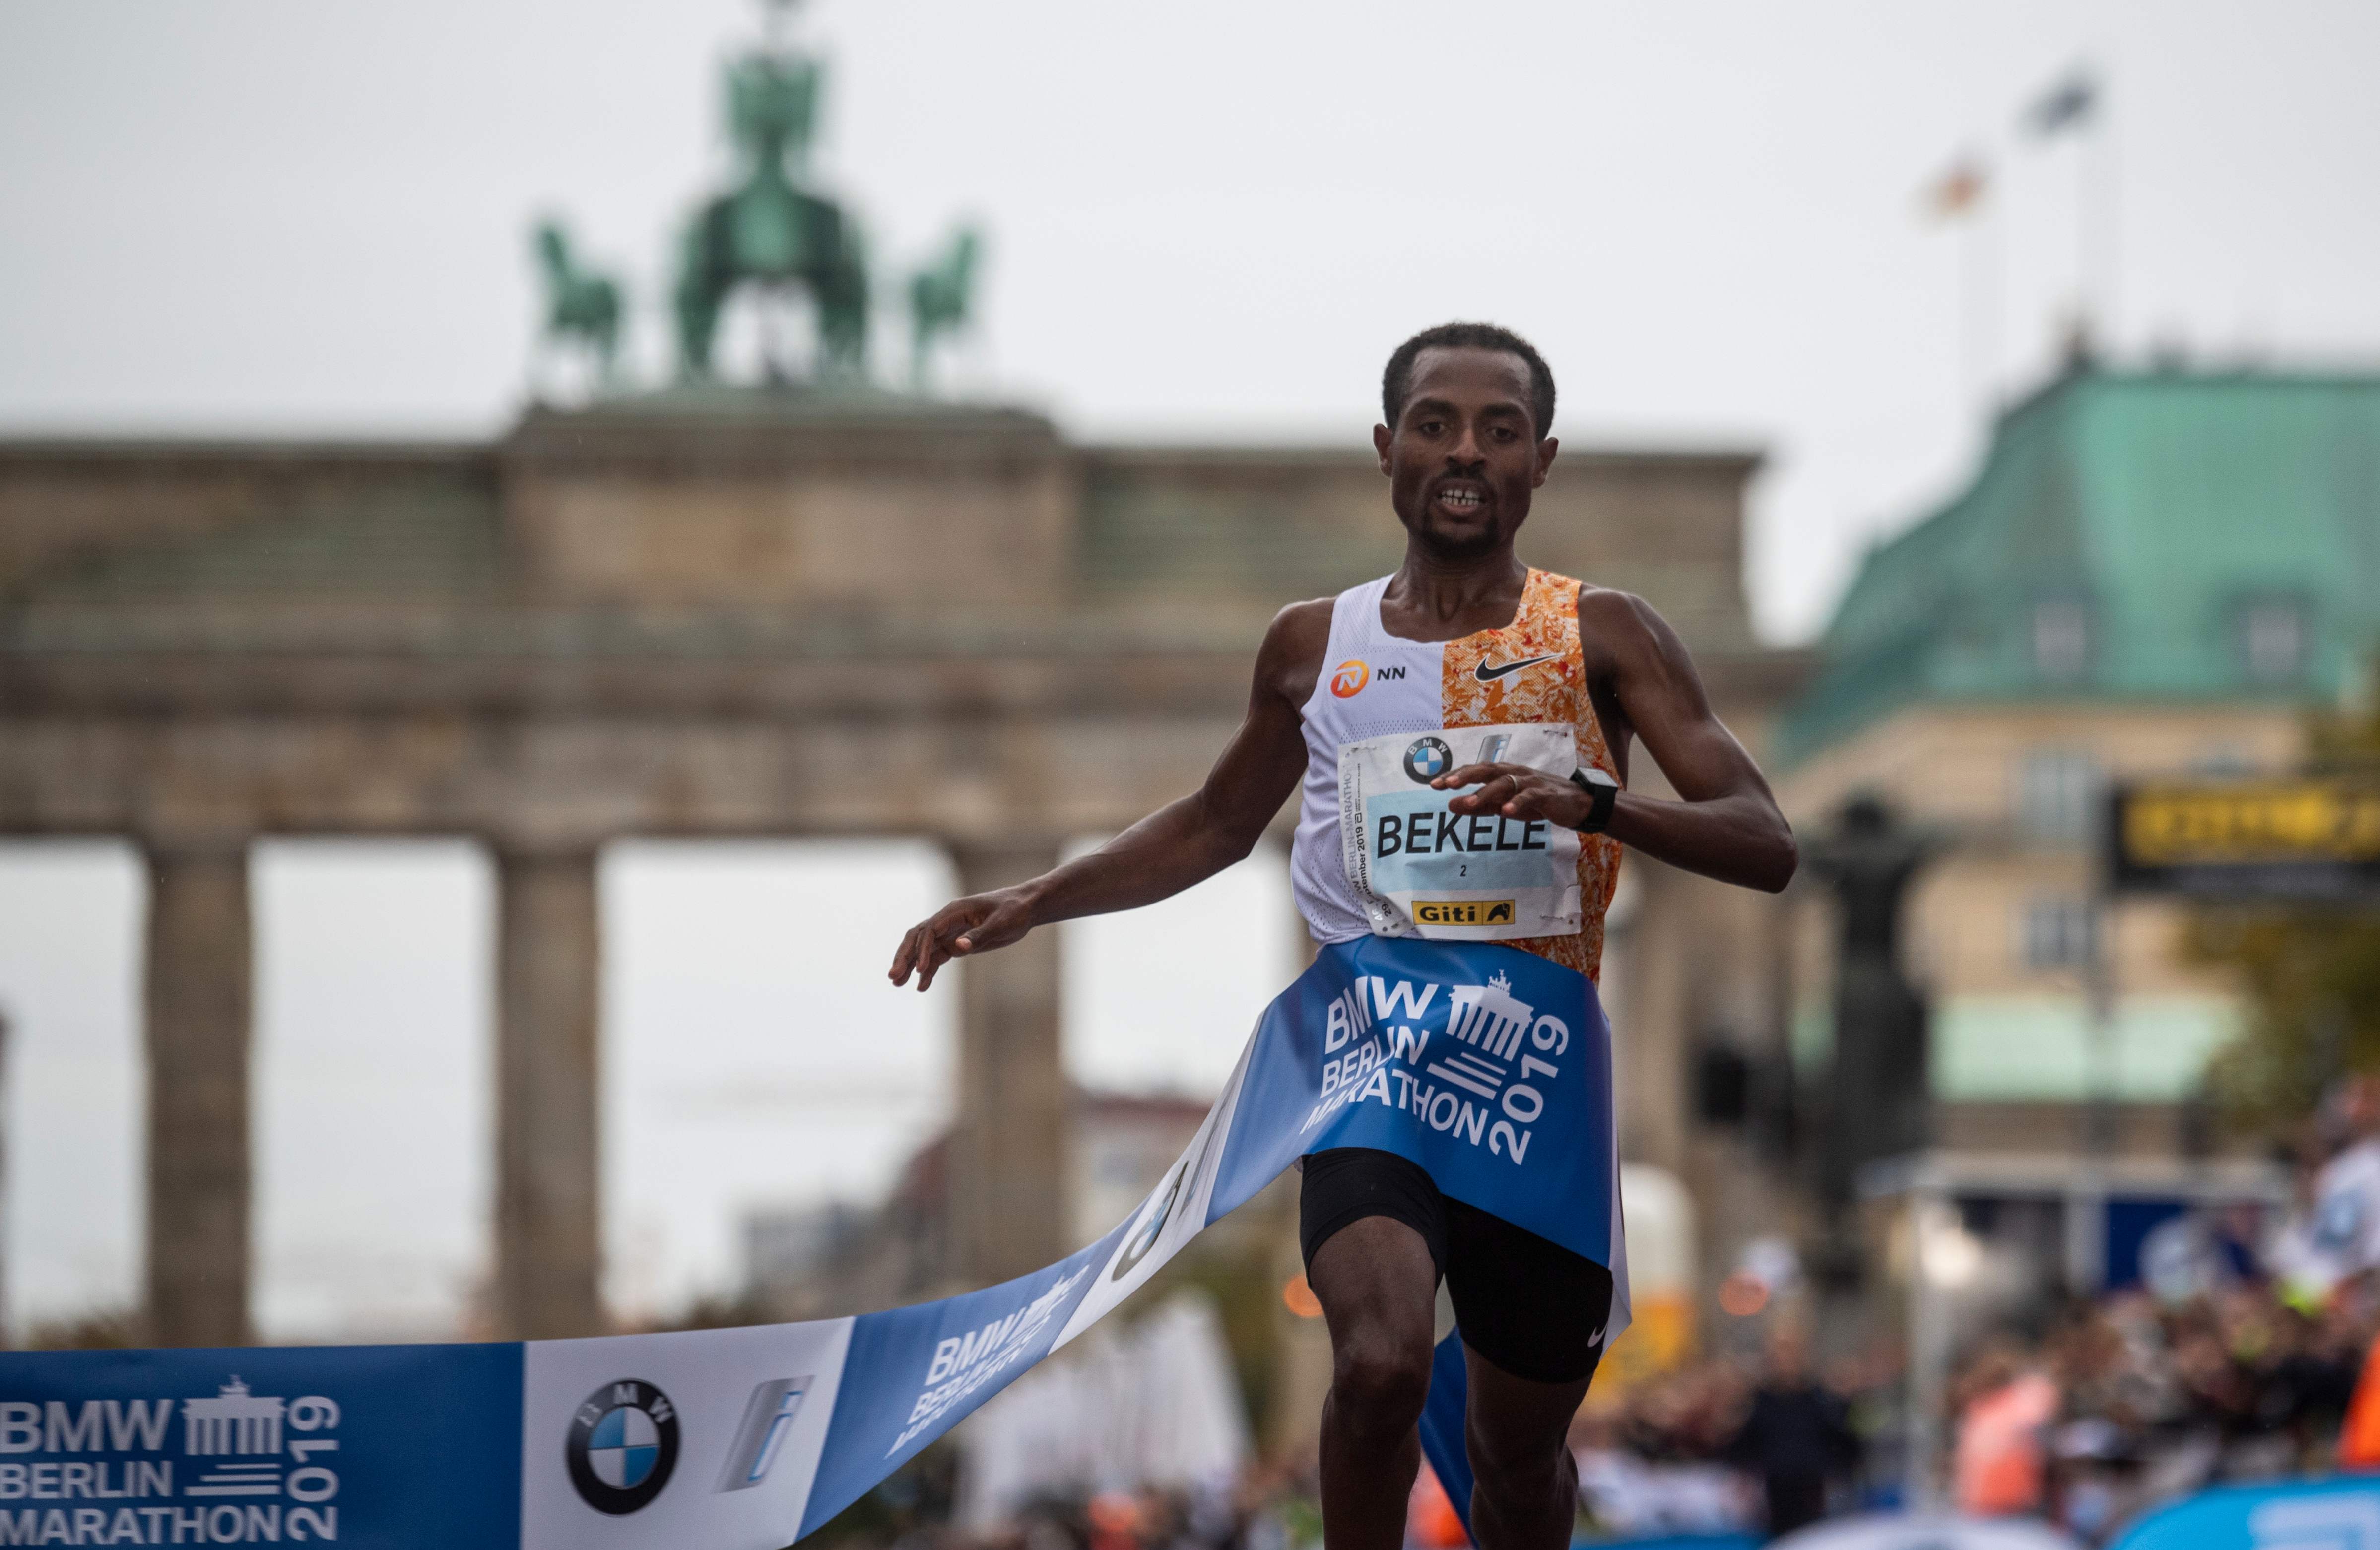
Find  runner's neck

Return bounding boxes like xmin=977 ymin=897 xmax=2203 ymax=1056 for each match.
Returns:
xmin=1380 ymin=553 xmax=1532 ymax=644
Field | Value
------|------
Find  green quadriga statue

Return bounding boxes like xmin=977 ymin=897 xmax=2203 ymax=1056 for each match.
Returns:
xmin=673 ymin=2 xmax=870 ymax=382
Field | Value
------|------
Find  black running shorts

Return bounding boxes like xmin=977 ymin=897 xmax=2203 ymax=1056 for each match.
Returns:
xmin=1299 ymin=1146 xmax=1613 ymax=1386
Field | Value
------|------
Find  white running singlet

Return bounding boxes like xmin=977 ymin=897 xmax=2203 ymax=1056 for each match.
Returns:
xmin=1288 ymin=568 xmax=1626 ymax=981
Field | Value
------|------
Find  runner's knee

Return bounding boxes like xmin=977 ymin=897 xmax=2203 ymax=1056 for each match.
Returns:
xmin=1330 ymin=1330 xmax=1433 ymax=1430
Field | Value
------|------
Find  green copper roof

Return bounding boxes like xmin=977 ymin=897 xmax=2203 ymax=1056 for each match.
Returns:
xmin=1778 ymin=367 xmax=2380 ymax=764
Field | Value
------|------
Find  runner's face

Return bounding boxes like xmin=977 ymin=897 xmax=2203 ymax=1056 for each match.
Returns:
xmin=1376 ymin=347 xmax=1555 ymax=560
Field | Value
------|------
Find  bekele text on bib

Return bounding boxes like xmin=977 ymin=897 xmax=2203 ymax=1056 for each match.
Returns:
xmin=1337 ymin=722 xmax=1583 ymax=941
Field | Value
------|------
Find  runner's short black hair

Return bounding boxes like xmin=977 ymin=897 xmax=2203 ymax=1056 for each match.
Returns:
xmin=1381 ymin=322 xmax=1556 ymax=439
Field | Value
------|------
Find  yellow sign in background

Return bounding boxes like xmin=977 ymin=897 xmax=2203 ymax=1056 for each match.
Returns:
xmin=2120 ymin=782 xmax=2380 ymax=866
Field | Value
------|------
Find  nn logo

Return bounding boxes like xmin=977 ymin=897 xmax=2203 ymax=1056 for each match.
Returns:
xmin=1329 ymin=661 xmax=1406 ymax=698
xmin=1413 ymin=900 xmax=1516 ymax=927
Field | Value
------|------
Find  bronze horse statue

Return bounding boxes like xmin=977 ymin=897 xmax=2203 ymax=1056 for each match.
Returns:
xmin=673 ymin=42 xmax=869 ymax=381
xmin=908 ymin=227 xmax=981 ymax=391
xmin=533 ymin=220 xmax=623 ymax=384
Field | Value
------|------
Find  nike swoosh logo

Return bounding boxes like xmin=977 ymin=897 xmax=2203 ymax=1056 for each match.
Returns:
xmin=1473 ymin=654 xmax=1556 ymax=683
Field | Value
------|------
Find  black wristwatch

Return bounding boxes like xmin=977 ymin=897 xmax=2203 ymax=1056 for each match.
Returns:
xmin=1568 ymin=766 xmax=1621 ymax=834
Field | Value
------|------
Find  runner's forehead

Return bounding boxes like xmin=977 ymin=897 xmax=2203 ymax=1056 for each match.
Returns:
xmin=1402 ymin=348 xmax=1534 ymax=416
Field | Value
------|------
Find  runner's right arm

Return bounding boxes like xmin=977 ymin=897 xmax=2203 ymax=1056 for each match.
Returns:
xmin=888 ymin=601 xmax=1328 ymax=991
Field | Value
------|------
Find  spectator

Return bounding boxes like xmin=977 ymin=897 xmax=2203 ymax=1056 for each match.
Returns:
xmin=1723 ymin=1322 xmax=1859 ymax=1538
xmin=1952 ymin=1342 xmax=2060 ymax=1516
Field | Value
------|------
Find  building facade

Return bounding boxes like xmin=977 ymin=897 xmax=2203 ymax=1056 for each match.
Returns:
xmin=1771 ymin=366 xmax=2380 ymax=1203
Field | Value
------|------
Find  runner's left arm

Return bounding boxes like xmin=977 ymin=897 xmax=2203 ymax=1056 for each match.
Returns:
xmin=1433 ymin=588 xmax=1796 ymax=894
xmin=889 ymin=602 xmax=1322 ymax=990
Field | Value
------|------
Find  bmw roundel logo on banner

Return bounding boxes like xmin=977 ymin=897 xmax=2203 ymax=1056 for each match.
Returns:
xmin=1402 ymin=736 xmax=1453 ymax=784
xmin=567 ymin=1378 xmax=682 ymax=1515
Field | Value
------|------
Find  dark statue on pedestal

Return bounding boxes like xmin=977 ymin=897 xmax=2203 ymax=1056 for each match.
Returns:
xmin=1804 ymin=794 xmax=1938 ymax=1216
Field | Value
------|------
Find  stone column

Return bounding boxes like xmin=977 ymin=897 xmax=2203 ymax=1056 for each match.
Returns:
xmin=1614 ymin=861 xmax=1691 ymax=1173
xmin=143 ymin=843 xmax=254 ymax=1348
xmin=949 ymin=840 xmax=1070 ymax=1288
xmin=494 ymin=846 xmax=605 ymax=1338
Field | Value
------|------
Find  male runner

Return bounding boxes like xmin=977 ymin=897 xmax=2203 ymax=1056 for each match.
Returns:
xmin=889 ymin=322 xmax=1796 ymax=1550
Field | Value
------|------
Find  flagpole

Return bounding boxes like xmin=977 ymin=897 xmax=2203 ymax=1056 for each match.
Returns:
xmin=1919 ymin=155 xmax=1993 ymax=419
xmin=2085 ymin=98 xmax=2116 ymax=356
xmin=2022 ymin=66 xmax=2107 ymax=360
xmin=1968 ymin=182 xmax=2001 ymax=413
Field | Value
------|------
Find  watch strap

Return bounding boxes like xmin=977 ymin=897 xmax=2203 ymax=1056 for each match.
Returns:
xmin=1568 ymin=767 xmax=1619 ymax=834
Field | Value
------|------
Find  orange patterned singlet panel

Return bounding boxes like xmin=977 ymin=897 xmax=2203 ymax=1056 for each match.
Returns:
xmin=1438 ymin=568 xmax=1624 ymax=980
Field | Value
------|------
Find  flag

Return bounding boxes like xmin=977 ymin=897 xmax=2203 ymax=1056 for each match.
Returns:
xmin=2024 ymin=68 xmax=2098 ymax=138
xmin=1919 ymin=155 xmax=1988 ymax=222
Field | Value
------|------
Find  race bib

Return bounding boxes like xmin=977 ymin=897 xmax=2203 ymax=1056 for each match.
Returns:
xmin=1338 ymin=723 xmax=1583 ymax=940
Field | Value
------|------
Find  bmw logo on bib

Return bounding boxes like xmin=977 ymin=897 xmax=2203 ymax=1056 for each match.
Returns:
xmin=567 ymin=1378 xmax=682 ymax=1515
xmin=1402 ymin=736 xmax=1453 ymax=783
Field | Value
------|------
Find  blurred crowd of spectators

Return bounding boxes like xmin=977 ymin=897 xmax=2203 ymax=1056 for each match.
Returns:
xmin=1554 ymin=1276 xmax=2376 ymax=1544
xmin=1943 ymin=1279 xmax=2371 ymax=1543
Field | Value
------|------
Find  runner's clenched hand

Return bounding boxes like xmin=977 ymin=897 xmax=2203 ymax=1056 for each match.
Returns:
xmin=1430 ymin=762 xmax=1593 ymax=829
xmin=888 ymin=886 xmax=1037 ymax=992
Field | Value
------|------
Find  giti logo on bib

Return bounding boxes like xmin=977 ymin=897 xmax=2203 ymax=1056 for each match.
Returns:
xmin=1413 ymin=899 xmax=1517 ymax=927
xmin=1337 ymin=723 xmax=1583 ymax=941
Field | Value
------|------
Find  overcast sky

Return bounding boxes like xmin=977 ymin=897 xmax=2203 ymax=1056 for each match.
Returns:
xmin=7 ymin=0 xmax=2379 ymax=638
xmin=2 ymin=0 xmax=2378 ymax=1335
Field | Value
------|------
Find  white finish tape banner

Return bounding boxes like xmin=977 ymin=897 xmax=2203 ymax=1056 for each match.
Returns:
xmin=0 ymin=937 xmax=1621 ymax=1548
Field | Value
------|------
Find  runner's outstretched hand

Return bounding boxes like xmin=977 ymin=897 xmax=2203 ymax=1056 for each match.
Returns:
xmin=889 ymin=887 xmax=1036 ymax=992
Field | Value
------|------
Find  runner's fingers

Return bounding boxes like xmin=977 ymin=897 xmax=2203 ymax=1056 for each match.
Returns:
xmin=897 ymin=901 xmax=977 ymax=990
xmin=1498 ymin=776 xmax=1573 ymax=819
xmin=892 ymin=920 xmax=943 ymax=985
xmin=1451 ymin=772 xmax=1522 ymax=813
xmin=916 ymin=924 xmax=965 ymax=990
xmin=1432 ymin=761 xmax=1513 ymax=791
